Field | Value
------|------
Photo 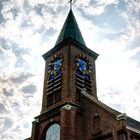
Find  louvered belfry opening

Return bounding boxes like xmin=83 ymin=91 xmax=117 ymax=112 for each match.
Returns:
xmin=76 ymin=71 xmax=92 ymax=101
xmin=47 ymin=73 xmax=62 ymax=106
xmin=46 ymin=54 xmax=63 ymax=106
xmin=75 ymin=55 xmax=92 ymax=101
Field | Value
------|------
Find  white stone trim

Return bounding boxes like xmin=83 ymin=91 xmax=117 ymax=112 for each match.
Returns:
xmin=126 ymin=126 xmax=140 ymax=134
xmin=116 ymin=113 xmax=127 ymax=121
xmin=61 ymin=104 xmax=74 ymax=110
xmin=34 ymin=118 xmax=39 ymax=123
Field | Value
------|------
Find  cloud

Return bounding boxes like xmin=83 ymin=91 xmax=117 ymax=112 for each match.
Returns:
xmin=33 ymin=3 xmax=57 ymax=17
xmin=0 ymin=0 xmax=140 ymax=139
xmin=41 ymin=27 xmax=57 ymax=42
xmin=0 ymin=0 xmax=19 ymax=22
xmin=76 ymin=0 xmax=118 ymax=16
xmin=10 ymin=73 xmax=33 ymax=84
xmin=20 ymin=84 xmax=37 ymax=94
xmin=0 ymin=37 xmax=31 ymax=73
xmin=33 ymin=4 xmax=44 ymax=16
xmin=0 ymin=103 xmax=7 ymax=113
xmin=3 ymin=117 xmax=13 ymax=129
xmin=127 ymin=36 xmax=140 ymax=49
xmin=0 ymin=71 xmax=41 ymax=139
xmin=2 ymin=88 xmax=13 ymax=97
xmin=127 ymin=37 xmax=140 ymax=66
xmin=94 ymin=4 xmax=126 ymax=30
xmin=120 ymin=0 xmax=140 ymax=39
xmin=0 ymin=1 xmax=47 ymax=139
xmin=0 ymin=3 xmax=5 ymax=24
xmin=23 ymin=0 xmax=32 ymax=14
xmin=76 ymin=1 xmax=127 ymax=44
xmin=76 ymin=0 xmax=139 ymax=46
xmin=117 ymin=0 xmax=127 ymax=11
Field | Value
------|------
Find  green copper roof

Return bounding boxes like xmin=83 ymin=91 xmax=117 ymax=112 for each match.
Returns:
xmin=55 ymin=9 xmax=86 ymax=47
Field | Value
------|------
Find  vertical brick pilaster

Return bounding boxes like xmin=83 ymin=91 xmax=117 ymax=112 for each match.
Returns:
xmin=112 ymin=130 xmax=118 ymax=140
xmin=126 ymin=130 xmax=131 ymax=140
xmin=69 ymin=108 xmax=77 ymax=139
xmin=31 ymin=121 xmax=39 ymax=140
xmin=60 ymin=108 xmax=66 ymax=140
xmin=60 ymin=105 xmax=77 ymax=140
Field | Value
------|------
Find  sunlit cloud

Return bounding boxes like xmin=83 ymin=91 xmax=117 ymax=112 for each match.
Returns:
xmin=0 ymin=0 xmax=140 ymax=139
xmin=76 ymin=0 xmax=118 ymax=15
xmin=0 ymin=71 xmax=42 ymax=139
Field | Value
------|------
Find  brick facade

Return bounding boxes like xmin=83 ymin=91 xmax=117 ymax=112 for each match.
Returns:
xmin=28 ymin=41 xmax=140 ymax=140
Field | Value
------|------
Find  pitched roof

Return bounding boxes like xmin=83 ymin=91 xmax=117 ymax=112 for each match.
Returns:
xmin=127 ymin=117 xmax=140 ymax=132
xmin=55 ymin=9 xmax=86 ymax=47
xmin=81 ymin=89 xmax=140 ymax=132
xmin=81 ymin=89 xmax=120 ymax=116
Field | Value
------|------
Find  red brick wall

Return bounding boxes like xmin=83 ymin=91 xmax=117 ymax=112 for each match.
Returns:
xmin=30 ymin=41 xmax=136 ymax=140
xmin=79 ymin=95 xmax=118 ymax=140
xmin=41 ymin=42 xmax=98 ymax=114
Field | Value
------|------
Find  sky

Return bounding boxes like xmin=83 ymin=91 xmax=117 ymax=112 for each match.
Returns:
xmin=0 ymin=0 xmax=140 ymax=139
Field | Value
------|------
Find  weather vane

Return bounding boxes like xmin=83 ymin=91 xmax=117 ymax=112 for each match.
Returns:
xmin=68 ymin=0 xmax=72 ymax=9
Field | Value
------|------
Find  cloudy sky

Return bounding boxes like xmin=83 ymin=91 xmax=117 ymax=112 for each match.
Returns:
xmin=0 ymin=0 xmax=140 ymax=139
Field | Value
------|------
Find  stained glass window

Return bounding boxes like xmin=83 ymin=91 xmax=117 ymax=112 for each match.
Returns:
xmin=76 ymin=56 xmax=92 ymax=96
xmin=47 ymin=55 xmax=63 ymax=106
xmin=45 ymin=124 xmax=60 ymax=140
xmin=54 ymin=59 xmax=62 ymax=71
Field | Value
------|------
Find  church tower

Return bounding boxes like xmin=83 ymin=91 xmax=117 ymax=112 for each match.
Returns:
xmin=28 ymin=8 xmax=140 ymax=140
xmin=30 ymin=9 xmax=98 ymax=140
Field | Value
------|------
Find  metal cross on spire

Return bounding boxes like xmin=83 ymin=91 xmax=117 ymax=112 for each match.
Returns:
xmin=68 ymin=0 xmax=73 ymax=10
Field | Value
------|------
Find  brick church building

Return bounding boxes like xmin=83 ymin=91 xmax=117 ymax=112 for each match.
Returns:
xmin=26 ymin=8 xmax=140 ymax=140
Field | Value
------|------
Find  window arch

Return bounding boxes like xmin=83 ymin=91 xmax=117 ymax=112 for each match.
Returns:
xmin=93 ymin=115 xmax=101 ymax=132
xmin=45 ymin=123 xmax=60 ymax=140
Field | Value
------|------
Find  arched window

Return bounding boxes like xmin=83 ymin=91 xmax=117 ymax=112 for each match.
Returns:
xmin=45 ymin=123 xmax=60 ymax=140
xmin=93 ymin=115 xmax=101 ymax=132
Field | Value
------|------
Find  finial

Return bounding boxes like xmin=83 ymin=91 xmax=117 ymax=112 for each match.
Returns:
xmin=68 ymin=0 xmax=72 ymax=10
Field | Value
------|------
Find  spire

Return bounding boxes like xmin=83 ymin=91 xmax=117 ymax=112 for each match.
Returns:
xmin=55 ymin=9 xmax=86 ymax=47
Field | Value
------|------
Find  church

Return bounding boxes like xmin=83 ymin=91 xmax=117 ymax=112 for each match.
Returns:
xmin=25 ymin=7 xmax=140 ymax=140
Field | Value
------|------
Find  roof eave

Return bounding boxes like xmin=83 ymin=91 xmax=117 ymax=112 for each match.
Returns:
xmin=43 ymin=38 xmax=99 ymax=60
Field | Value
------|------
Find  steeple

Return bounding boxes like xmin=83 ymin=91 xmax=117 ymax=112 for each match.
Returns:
xmin=55 ymin=9 xmax=86 ymax=47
